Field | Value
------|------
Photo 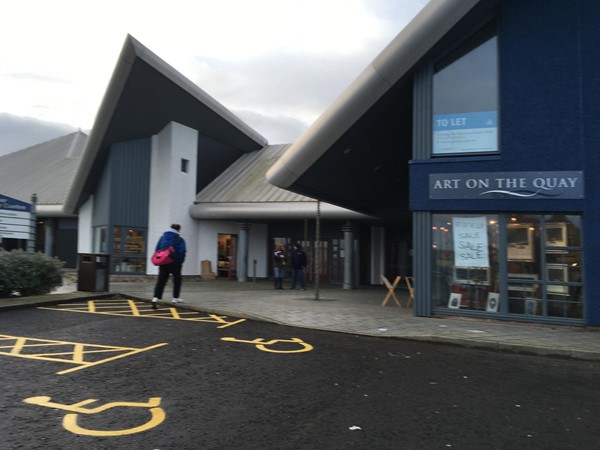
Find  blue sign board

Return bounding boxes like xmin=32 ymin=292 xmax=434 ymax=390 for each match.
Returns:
xmin=429 ymin=171 xmax=584 ymax=200
xmin=0 ymin=194 xmax=32 ymax=239
xmin=0 ymin=194 xmax=31 ymax=212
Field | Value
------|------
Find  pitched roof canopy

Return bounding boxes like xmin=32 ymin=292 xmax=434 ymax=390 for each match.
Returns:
xmin=266 ymin=0 xmax=482 ymax=220
xmin=64 ymin=34 xmax=267 ymax=214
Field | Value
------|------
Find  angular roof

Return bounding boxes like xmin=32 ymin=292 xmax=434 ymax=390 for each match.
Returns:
xmin=266 ymin=0 xmax=481 ymax=220
xmin=190 ymin=144 xmax=375 ymax=220
xmin=64 ymin=34 xmax=267 ymax=214
xmin=0 ymin=131 xmax=86 ymax=216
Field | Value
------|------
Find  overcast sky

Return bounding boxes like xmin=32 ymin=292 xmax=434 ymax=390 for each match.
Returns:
xmin=0 ymin=0 xmax=428 ymax=146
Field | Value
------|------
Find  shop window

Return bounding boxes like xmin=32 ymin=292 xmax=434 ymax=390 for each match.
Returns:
xmin=432 ymin=214 xmax=500 ymax=311
xmin=112 ymin=226 xmax=147 ymax=274
xmin=432 ymin=24 xmax=498 ymax=155
xmin=432 ymin=213 xmax=584 ymax=320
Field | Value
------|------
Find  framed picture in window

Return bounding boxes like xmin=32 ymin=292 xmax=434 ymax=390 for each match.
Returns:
xmin=546 ymin=263 xmax=569 ymax=294
xmin=486 ymin=292 xmax=500 ymax=312
xmin=507 ymin=224 xmax=534 ymax=261
xmin=448 ymin=293 xmax=462 ymax=309
xmin=524 ymin=298 xmax=537 ymax=315
xmin=545 ymin=223 xmax=567 ymax=248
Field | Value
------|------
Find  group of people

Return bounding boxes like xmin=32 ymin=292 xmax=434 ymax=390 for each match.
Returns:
xmin=150 ymin=225 xmax=310 ymax=307
xmin=273 ymin=242 xmax=308 ymax=290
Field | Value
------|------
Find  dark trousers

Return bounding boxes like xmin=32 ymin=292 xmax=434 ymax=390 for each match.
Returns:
xmin=291 ymin=267 xmax=305 ymax=289
xmin=153 ymin=262 xmax=182 ymax=299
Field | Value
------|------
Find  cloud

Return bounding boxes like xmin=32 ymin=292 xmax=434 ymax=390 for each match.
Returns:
xmin=0 ymin=0 xmax=429 ymax=144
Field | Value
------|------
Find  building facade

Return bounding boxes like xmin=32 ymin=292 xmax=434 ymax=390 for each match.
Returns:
xmin=268 ymin=0 xmax=599 ymax=326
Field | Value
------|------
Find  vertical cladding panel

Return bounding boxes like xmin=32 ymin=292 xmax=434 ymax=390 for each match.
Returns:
xmin=110 ymin=138 xmax=151 ymax=227
xmin=413 ymin=211 xmax=431 ymax=317
xmin=412 ymin=62 xmax=432 ymax=161
xmin=92 ymin=159 xmax=111 ymax=227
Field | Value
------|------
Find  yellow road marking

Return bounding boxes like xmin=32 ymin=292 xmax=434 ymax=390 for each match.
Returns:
xmin=39 ymin=300 xmax=246 ymax=328
xmin=221 ymin=337 xmax=314 ymax=353
xmin=24 ymin=396 xmax=166 ymax=436
xmin=0 ymin=333 xmax=167 ymax=375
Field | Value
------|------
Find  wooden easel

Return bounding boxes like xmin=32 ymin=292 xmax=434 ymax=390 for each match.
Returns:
xmin=381 ymin=275 xmax=402 ymax=307
xmin=405 ymin=276 xmax=415 ymax=308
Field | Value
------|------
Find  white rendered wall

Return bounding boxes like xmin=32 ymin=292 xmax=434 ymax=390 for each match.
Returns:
xmin=197 ymin=220 xmax=269 ymax=279
xmin=77 ymin=196 xmax=94 ymax=254
xmin=148 ymin=122 xmax=199 ymax=275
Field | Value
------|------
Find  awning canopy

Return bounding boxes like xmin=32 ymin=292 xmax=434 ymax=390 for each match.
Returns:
xmin=266 ymin=0 xmax=481 ymax=220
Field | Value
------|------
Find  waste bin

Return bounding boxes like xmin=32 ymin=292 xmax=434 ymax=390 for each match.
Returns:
xmin=77 ymin=253 xmax=110 ymax=292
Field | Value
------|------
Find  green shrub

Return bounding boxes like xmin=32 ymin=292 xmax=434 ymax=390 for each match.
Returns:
xmin=0 ymin=249 xmax=65 ymax=297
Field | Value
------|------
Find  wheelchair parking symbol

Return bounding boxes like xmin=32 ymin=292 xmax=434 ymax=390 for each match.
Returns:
xmin=221 ymin=337 xmax=314 ymax=353
xmin=23 ymin=396 xmax=166 ymax=436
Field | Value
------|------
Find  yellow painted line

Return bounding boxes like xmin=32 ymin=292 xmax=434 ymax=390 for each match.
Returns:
xmin=0 ymin=333 xmax=167 ymax=375
xmin=128 ymin=299 xmax=141 ymax=316
xmin=38 ymin=300 xmax=247 ymax=328
xmin=57 ymin=343 xmax=167 ymax=375
xmin=11 ymin=337 xmax=27 ymax=354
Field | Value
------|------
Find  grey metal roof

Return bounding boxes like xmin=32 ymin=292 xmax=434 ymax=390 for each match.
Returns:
xmin=266 ymin=0 xmax=481 ymax=220
xmin=190 ymin=144 xmax=376 ymax=220
xmin=64 ymin=34 xmax=268 ymax=214
xmin=196 ymin=144 xmax=311 ymax=203
xmin=0 ymin=131 xmax=86 ymax=216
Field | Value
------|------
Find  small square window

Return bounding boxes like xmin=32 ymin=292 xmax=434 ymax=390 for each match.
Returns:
xmin=181 ymin=158 xmax=189 ymax=173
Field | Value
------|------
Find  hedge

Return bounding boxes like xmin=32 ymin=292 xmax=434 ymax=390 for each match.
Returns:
xmin=0 ymin=249 xmax=65 ymax=297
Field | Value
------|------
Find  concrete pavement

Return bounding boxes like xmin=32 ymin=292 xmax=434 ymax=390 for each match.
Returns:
xmin=2 ymin=276 xmax=600 ymax=361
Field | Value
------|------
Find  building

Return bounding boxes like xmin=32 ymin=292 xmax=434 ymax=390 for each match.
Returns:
xmin=268 ymin=0 xmax=598 ymax=326
xmin=60 ymin=35 xmax=380 ymax=283
xmin=0 ymin=132 xmax=86 ymax=267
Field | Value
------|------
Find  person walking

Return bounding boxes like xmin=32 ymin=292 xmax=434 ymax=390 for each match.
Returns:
xmin=152 ymin=224 xmax=186 ymax=308
xmin=272 ymin=243 xmax=287 ymax=290
xmin=290 ymin=242 xmax=308 ymax=290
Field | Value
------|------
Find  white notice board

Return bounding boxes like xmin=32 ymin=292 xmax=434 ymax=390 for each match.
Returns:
xmin=452 ymin=216 xmax=489 ymax=268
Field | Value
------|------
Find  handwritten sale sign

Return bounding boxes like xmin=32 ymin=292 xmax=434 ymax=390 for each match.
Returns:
xmin=452 ymin=216 xmax=489 ymax=268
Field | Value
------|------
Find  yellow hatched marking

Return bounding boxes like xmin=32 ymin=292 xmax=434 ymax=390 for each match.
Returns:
xmin=128 ymin=299 xmax=141 ymax=316
xmin=0 ymin=333 xmax=167 ymax=375
xmin=39 ymin=299 xmax=246 ymax=328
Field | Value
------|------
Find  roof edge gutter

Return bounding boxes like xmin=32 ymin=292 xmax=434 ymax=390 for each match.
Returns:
xmin=189 ymin=202 xmax=378 ymax=221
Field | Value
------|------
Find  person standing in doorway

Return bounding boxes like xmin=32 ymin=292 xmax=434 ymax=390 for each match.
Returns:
xmin=290 ymin=242 xmax=308 ymax=290
xmin=272 ymin=242 xmax=287 ymax=290
xmin=152 ymin=224 xmax=186 ymax=308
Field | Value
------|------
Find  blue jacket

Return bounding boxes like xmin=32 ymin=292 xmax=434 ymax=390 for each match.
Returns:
xmin=156 ymin=229 xmax=186 ymax=263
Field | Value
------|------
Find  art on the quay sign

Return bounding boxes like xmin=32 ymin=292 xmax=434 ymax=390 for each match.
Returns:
xmin=429 ymin=171 xmax=584 ymax=200
xmin=0 ymin=194 xmax=32 ymax=239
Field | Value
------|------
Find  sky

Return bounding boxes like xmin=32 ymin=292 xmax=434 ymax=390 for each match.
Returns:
xmin=0 ymin=0 xmax=429 ymax=147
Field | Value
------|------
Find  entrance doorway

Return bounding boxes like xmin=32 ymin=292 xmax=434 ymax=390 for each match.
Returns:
xmin=217 ymin=233 xmax=237 ymax=279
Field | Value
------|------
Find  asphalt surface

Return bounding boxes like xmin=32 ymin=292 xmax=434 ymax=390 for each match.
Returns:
xmin=3 ymin=275 xmax=600 ymax=362
xmin=3 ymin=301 xmax=600 ymax=449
